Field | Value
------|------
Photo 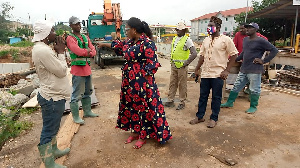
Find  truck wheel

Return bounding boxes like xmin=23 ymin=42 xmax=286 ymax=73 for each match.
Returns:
xmin=99 ymin=57 xmax=105 ymax=69
xmin=94 ymin=46 xmax=99 ymax=64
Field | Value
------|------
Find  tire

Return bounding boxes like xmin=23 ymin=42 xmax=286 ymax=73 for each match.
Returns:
xmin=94 ymin=46 xmax=99 ymax=64
xmin=99 ymin=57 xmax=105 ymax=69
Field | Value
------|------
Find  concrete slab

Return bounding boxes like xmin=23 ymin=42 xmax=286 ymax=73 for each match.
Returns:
xmin=0 ymin=63 xmax=30 ymax=74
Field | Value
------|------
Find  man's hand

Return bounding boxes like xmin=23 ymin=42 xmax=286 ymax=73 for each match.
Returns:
xmin=253 ymin=58 xmax=263 ymax=64
xmin=220 ymin=70 xmax=230 ymax=80
xmin=87 ymin=48 xmax=92 ymax=56
xmin=54 ymin=36 xmax=66 ymax=54
xmin=194 ymin=69 xmax=200 ymax=77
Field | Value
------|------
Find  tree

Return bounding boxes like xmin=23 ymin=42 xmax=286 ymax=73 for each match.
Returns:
xmin=0 ymin=2 xmax=14 ymax=43
xmin=54 ymin=22 xmax=71 ymax=36
xmin=235 ymin=0 xmax=292 ymax=43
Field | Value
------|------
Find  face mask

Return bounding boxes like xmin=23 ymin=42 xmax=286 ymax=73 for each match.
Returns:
xmin=207 ymin=26 xmax=217 ymax=35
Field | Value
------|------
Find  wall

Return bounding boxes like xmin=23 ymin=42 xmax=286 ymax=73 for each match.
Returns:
xmin=156 ymin=43 xmax=172 ymax=57
xmin=0 ymin=63 xmax=30 ymax=74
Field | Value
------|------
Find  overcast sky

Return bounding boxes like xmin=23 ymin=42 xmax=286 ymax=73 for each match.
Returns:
xmin=6 ymin=0 xmax=262 ymax=25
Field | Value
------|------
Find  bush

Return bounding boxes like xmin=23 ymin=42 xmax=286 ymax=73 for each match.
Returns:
xmin=0 ymin=106 xmax=37 ymax=150
xmin=0 ymin=50 xmax=10 ymax=57
xmin=10 ymin=41 xmax=34 ymax=47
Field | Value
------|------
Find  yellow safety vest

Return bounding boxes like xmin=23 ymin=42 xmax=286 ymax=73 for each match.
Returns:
xmin=171 ymin=35 xmax=190 ymax=68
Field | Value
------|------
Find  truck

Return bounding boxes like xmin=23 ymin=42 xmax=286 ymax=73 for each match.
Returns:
xmin=82 ymin=0 xmax=126 ymax=68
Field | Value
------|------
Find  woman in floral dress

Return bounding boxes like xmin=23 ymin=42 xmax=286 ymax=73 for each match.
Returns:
xmin=99 ymin=17 xmax=172 ymax=149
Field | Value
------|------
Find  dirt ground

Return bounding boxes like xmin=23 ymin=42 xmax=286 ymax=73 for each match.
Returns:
xmin=1 ymin=56 xmax=300 ymax=168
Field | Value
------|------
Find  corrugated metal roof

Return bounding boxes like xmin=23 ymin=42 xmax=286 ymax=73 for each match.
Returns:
xmin=248 ymin=0 xmax=298 ymax=19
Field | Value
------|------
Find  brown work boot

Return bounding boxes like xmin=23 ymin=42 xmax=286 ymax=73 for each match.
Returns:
xmin=207 ymin=119 xmax=217 ymax=128
xmin=189 ymin=118 xmax=205 ymax=125
xmin=164 ymin=101 xmax=175 ymax=107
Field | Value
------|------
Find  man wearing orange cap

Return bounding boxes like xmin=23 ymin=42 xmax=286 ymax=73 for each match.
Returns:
xmin=164 ymin=22 xmax=197 ymax=110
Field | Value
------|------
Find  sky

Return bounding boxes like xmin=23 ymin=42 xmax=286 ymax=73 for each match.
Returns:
xmin=5 ymin=0 xmax=262 ymax=25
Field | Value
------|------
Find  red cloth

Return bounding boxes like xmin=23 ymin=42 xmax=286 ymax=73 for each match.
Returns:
xmin=66 ymin=35 xmax=96 ymax=76
xmin=233 ymin=32 xmax=268 ymax=55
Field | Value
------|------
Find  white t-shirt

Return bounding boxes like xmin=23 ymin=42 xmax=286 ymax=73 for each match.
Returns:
xmin=173 ymin=36 xmax=194 ymax=52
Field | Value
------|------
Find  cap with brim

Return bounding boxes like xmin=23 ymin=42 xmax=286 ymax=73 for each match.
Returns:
xmin=176 ymin=22 xmax=187 ymax=30
xmin=32 ymin=20 xmax=54 ymax=42
xmin=69 ymin=16 xmax=81 ymax=25
xmin=244 ymin=22 xmax=259 ymax=29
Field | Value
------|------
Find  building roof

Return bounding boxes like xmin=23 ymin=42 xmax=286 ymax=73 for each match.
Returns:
xmin=191 ymin=7 xmax=253 ymax=21
xmin=248 ymin=0 xmax=297 ymax=19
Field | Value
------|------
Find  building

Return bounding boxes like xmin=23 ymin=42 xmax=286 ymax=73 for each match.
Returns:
xmin=190 ymin=7 xmax=252 ymax=41
xmin=8 ymin=21 xmax=32 ymax=32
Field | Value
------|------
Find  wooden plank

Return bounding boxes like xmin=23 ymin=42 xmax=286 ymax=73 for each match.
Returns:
xmin=40 ymin=110 xmax=83 ymax=168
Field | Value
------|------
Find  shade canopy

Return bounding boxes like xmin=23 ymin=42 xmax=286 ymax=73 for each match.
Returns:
xmin=248 ymin=0 xmax=299 ymax=19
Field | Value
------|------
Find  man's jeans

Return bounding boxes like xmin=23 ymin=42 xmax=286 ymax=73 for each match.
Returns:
xmin=232 ymin=72 xmax=261 ymax=95
xmin=37 ymin=93 xmax=66 ymax=145
xmin=196 ymin=78 xmax=224 ymax=121
xmin=71 ymin=75 xmax=93 ymax=103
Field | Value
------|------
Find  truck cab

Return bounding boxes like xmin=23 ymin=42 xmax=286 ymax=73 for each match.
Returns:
xmin=84 ymin=13 xmax=126 ymax=68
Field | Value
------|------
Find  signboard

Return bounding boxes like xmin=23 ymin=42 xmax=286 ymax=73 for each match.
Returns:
xmin=293 ymin=0 xmax=300 ymax=5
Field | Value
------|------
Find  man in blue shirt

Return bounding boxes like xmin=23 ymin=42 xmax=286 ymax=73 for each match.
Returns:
xmin=221 ymin=23 xmax=278 ymax=113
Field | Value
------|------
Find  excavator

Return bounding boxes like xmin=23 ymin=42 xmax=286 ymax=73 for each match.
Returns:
xmin=83 ymin=0 xmax=125 ymax=68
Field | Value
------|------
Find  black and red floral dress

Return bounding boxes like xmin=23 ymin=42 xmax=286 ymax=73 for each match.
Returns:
xmin=112 ymin=34 xmax=172 ymax=144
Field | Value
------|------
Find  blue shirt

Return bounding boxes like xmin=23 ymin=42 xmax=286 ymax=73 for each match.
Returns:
xmin=236 ymin=36 xmax=278 ymax=74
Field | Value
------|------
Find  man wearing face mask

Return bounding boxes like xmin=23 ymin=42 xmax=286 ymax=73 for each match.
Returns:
xmin=189 ymin=16 xmax=238 ymax=128
xmin=164 ymin=22 xmax=197 ymax=110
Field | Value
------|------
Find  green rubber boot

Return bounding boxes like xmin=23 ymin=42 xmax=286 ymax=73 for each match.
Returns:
xmin=82 ymin=97 xmax=99 ymax=117
xmin=38 ymin=142 xmax=66 ymax=168
xmin=70 ymin=102 xmax=85 ymax=124
xmin=51 ymin=136 xmax=70 ymax=159
xmin=221 ymin=91 xmax=239 ymax=108
xmin=246 ymin=94 xmax=260 ymax=114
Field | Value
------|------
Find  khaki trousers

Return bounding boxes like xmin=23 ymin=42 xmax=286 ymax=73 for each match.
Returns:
xmin=168 ymin=62 xmax=188 ymax=103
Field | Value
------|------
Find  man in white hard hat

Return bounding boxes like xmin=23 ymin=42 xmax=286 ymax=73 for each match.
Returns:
xmin=32 ymin=20 xmax=70 ymax=168
xmin=164 ymin=22 xmax=197 ymax=110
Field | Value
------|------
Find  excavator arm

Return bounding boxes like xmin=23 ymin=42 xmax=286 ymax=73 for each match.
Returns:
xmin=103 ymin=0 xmax=122 ymax=39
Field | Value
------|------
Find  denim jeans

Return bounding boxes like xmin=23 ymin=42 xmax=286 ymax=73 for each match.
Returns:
xmin=70 ymin=75 xmax=93 ymax=103
xmin=231 ymin=72 xmax=261 ymax=95
xmin=37 ymin=93 xmax=66 ymax=145
xmin=196 ymin=78 xmax=224 ymax=121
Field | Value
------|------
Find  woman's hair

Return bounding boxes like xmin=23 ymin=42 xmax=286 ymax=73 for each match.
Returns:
xmin=127 ymin=17 xmax=153 ymax=39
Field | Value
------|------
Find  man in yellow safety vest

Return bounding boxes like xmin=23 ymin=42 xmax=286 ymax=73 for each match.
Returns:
xmin=164 ymin=22 xmax=197 ymax=110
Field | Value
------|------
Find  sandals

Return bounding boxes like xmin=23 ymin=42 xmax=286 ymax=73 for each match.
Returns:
xmin=189 ymin=118 xmax=205 ymax=125
xmin=124 ymin=135 xmax=139 ymax=144
xmin=133 ymin=140 xmax=146 ymax=149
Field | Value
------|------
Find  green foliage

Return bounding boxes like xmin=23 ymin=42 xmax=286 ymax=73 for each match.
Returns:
xmin=0 ymin=49 xmax=9 ymax=57
xmin=10 ymin=40 xmax=34 ymax=47
xmin=55 ymin=23 xmax=71 ymax=36
xmin=9 ymin=48 xmax=19 ymax=62
xmin=0 ymin=106 xmax=36 ymax=148
xmin=8 ymin=89 xmax=18 ymax=96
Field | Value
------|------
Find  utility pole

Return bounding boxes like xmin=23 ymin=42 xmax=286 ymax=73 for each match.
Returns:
xmin=245 ymin=0 xmax=249 ymax=23
xmin=28 ymin=13 xmax=31 ymax=37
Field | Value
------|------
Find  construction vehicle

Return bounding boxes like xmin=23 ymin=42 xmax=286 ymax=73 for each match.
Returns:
xmin=83 ymin=0 xmax=126 ymax=68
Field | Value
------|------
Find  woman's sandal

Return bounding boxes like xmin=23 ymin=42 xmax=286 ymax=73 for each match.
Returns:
xmin=133 ymin=140 xmax=146 ymax=149
xmin=124 ymin=136 xmax=139 ymax=144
